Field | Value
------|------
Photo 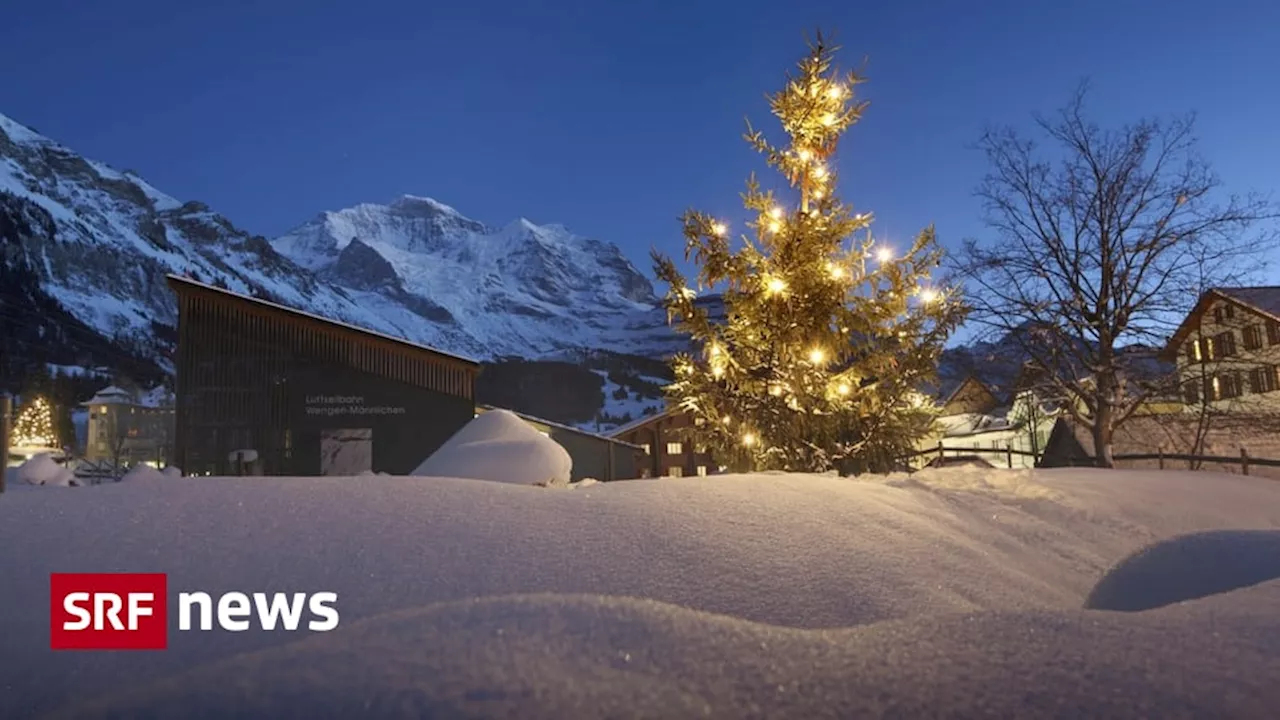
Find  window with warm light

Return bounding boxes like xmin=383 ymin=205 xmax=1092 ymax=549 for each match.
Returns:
xmin=666 ymin=442 xmax=683 ymax=455
xmin=696 ymin=465 xmax=708 ymax=476
xmin=668 ymin=466 xmax=683 ymax=477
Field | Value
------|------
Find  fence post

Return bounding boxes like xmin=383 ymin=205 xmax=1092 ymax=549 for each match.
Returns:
xmin=936 ymin=440 xmax=944 ymax=466
xmin=1006 ymin=444 xmax=1013 ymax=469
xmin=1241 ymin=447 xmax=1250 ymax=476
xmin=1158 ymin=447 xmax=1164 ymax=470
xmin=0 ymin=393 xmax=10 ymax=494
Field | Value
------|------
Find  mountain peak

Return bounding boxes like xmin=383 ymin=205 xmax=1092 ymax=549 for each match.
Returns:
xmin=0 ymin=112 xmax=53 ymax=148
xmin=389 ymin=194 xmax=462 ymax=217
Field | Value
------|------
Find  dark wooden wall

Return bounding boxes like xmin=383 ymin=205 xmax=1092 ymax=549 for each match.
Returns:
xmin=172 ymin=283 xmax=477 ymax=476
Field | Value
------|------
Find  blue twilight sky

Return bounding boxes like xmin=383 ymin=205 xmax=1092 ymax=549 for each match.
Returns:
xmin=2 ymin=0 xmax=1278 ymax=286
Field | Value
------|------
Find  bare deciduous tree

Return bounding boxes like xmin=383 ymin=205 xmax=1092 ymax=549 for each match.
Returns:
xmin=952 ymin=87 xmax=1277 ymax=467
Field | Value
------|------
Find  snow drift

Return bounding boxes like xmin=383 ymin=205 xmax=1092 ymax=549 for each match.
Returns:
xmin=14 ymin=453 xmax=78 ymax=487
xmin=2 ymin=468 xmax=1279 ymax=718
xmin=411 ymin=409 xmax=573 ymax=486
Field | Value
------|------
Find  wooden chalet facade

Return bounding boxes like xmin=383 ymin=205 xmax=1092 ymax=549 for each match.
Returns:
xmin=167 ymin=275 xmax=480 ymax=476
xmin=610 ymin=408 xmax=718 ymax=478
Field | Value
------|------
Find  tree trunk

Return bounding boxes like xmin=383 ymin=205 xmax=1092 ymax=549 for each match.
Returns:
xmin=1092 ymin=410 xmax=1115 ymax=468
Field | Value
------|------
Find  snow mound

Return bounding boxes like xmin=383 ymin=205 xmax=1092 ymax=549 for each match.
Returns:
xmin=161 ymin=466 xmax=183 ymax=478
xmin=15 ymin=454 xmax=78 ymax=487
xmin=57 ymin=588 xmax=1280 ymax=719
xmin=1085 ymin=529 xmax=1280 ymax=612
xmin=3 ymin=469 xmax=1280 ymax=716
xmin=872 ymin=466 xmax=1061 ymax=500
xmin=120 ymin=465 xmax=164 ymax=482
xmin=411 ymin=409 xmax=572 ymax=486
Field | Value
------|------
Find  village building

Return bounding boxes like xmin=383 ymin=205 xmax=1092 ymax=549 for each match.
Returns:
xmin=610 ymin=409 xmax=719 ymax=478
xmin=1161 ymin=287 xmax=1280 ymax=413
xmin=81 ymin=384 xmax=175 ymax=468
xmin=166 ymin=274 xmax=480 ymax=476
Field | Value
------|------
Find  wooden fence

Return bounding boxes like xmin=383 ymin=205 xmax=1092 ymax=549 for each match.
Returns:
xmin=902 ymin=441 xmax=1280 ymax=476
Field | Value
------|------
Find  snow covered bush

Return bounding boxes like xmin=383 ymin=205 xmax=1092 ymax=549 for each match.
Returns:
xmin=15 ymin=453 xmax=80 ymax=487
xmin=412 ymin=409 xmax=572 ymax=486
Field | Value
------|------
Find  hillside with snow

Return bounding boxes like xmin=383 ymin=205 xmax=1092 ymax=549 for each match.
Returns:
xmin=272 ymin=195 xmax=683 ymax=359
xmin=0 ymin=112 xmax=683 ymax=367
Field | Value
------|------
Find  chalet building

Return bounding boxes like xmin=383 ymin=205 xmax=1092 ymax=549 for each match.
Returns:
xmin=914 ymin=375 xmax=1057 ymax=469
xmin=82 ymin=385 xmax=175 ymax=468
xmin=1162 ymin=287 xmax=1280 ymax=412
xmin=475 ymin=405 xmax=642 ymax=481
xmin=610 ymin=409 xmax=718 ymax=478
xmin=167 ymin=275 xmax=479 ymax=476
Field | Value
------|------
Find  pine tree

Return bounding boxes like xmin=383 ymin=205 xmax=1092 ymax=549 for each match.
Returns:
xmin=651 ymin=34 xmax=966 ymax=475
xmin=13 ymin=395 xmax=57 ymax=448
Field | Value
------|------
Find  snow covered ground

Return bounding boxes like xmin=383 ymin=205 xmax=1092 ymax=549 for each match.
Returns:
xmin=2 ymin=468 xmax=1279 ymax=718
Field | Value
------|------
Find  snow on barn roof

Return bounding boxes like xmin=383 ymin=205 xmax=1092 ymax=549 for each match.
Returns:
xmin=165 ymin=274 xmax=480 ymax=367
xmin=81 ymin=385 xmax=174 ymax=409
xmin=606 ymin=406 xmax=675 ymax=436
xmin=80 ymin=386 xmax=134 ymax=406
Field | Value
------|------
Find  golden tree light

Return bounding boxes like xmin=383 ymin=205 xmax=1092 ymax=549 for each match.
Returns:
xmin=712 ymin=365 xmax=725 ymax=378
xmin=769 ymin=206 xmax=784 ymax=220
xmin=876 ymin=246 xmax=893 ymax=263
xmin=711 ymin=221 xmax=727 ymax=236
xmin=765 ymin=276 xmax=788 ymax=295
xmin=827 ymin=83 xmax=844 ymax=100
xmin=919 ymin=288 xmax=938 ymax=304
xmin=813 ymin=189 xmax=824 ymax=200
xmin=742 ymin=432 xmax=757 ymax=447
xmin=13 ymin=396 xmax=56 ymax=448
xmin=808 ymin=347 xmax=827 ymax=364
xmin=827 ymin=262 xmax=845 ymax=279
xmin=821 ymin=113 xmax=836 ymax=126
xmin=811 ymin=164 xmax=828 ymax=180
xmin=767 ymin=219 xmax=783 ymax=234
xmin=836 ymin=382 xmax=852 ymax=396
xmin=798 ymin=148 xmax=813 ymax=162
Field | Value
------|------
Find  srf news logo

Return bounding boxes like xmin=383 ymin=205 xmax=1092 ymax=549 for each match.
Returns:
xmin=50 ymin=573 xmax=340 ymax=650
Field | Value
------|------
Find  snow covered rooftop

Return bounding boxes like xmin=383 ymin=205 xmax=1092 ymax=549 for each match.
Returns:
xmin=2 ymin=468 xmax=1278 ymax=716
xmin=80 ymin=384 xmax=173 ymax=408
xmin=606 ymin=406 xmax=673 ymax=436
xmin=80 ymin=385 xmax=135 ymax=406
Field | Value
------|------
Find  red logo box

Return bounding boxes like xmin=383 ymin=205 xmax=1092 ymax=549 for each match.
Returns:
xmin=50 ymin=573 xmax=168 ymax=650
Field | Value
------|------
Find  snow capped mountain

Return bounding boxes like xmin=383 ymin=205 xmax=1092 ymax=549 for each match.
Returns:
xmin=0 ymin=112 xmax=684 ymax=371
xmin=272 ymin=195 xmax=673 ymax=358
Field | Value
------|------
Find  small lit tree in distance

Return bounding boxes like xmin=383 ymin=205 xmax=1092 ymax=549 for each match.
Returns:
xmin=651 ymin=34 xmax=966 ymax=474
xmin=13 ymin=395 xmax=57 ymax=448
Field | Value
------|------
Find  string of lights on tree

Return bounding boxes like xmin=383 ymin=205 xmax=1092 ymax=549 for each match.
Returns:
xmin=12 ymin=396 xmax=57 ymax=449
xmin=651 ymin=33 xmax=967 ymax=474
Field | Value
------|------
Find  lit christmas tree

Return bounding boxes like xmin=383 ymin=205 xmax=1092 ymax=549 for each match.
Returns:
xmin=13 ymin=396 xmax=57 ymax=449
xmin=652 ymin=34 xmax=966 ymax=474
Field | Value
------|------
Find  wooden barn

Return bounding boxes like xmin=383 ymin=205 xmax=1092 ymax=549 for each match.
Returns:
xmin=167 ymin=275 xmax=479 ymax=476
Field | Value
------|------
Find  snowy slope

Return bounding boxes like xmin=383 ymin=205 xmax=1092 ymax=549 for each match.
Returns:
xmin=0 ymin=113 xmax=496 ymax=363
xmin=0 ymin=112 xmax=685 ymax=368
xmin=273 ymin=195 xmax=682 ymax=358
xmin=1 ymin=468 xmax=1279 ymax=717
